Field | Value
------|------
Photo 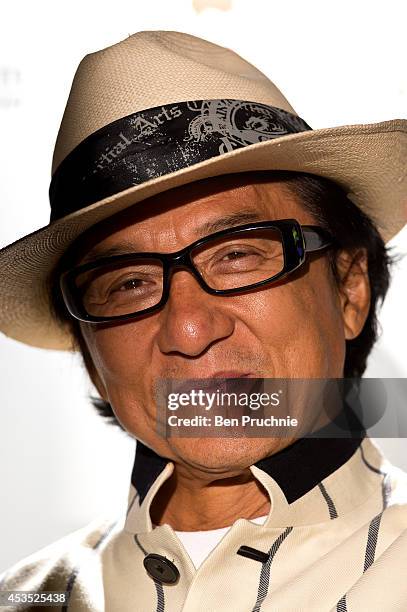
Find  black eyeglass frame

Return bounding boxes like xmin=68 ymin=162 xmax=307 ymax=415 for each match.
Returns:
xmin=59 ymin=218 xmax=334 ymax=324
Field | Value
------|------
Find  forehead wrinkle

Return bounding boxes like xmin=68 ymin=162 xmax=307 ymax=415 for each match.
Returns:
xmin=168 ymin=181 xmax=284 ymax=232
xmin=72 ymin=180 xmax=294 ymax=266
xmin=78 ymin=208 xmax=268 ymax=265
xmin=251 ymin=180 xmax=308 ymax=220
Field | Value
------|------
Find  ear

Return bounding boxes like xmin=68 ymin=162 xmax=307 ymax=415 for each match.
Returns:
xmin=335 ymin=248 xmax=371 ymax=340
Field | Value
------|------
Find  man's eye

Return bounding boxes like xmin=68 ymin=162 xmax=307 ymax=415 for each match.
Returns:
xmin=221 ymin=250 xmax=253 ymax=261
xmin=115 ymin=278 xmax=145 ymax=292
xmin=218 ymin=248 xmax=265 ymax=262
xmin=109 ymin=276 xmax=158 ymax=295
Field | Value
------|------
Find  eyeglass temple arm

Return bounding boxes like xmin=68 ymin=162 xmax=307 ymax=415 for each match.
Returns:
xmin=302 ymin=226 xmax=334 ymax=252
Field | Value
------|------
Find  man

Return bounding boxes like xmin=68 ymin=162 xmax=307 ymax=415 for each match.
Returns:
xmin=0 ymin=30 xmax=406 ymax=611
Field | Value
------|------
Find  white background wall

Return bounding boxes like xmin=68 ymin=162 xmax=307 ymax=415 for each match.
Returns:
xmin=0 ymin=0 xmax=406 ymax=572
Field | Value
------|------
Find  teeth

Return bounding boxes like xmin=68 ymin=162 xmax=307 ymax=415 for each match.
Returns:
xmin=169 ymin=376 xmax=259 ymax=397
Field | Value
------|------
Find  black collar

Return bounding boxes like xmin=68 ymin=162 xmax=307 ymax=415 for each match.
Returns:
xmin=131 ymin=403 xmax=366 ymax=504
xmin=255 ymin=434 xmax=365 ymax=504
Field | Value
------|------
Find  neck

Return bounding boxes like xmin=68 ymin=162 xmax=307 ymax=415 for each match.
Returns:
xmin=132 ymin=402 xmax=366 ymax=531
xmin=150 ymin=465 xmax=271 ymax=531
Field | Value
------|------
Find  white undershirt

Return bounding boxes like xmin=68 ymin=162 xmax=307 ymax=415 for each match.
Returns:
xmin=172 ymin=515 xmax=268 ymax=569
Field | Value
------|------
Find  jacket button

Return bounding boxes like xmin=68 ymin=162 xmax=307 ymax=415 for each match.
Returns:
xmin=143 ymin=554 xmax=180 ymax=584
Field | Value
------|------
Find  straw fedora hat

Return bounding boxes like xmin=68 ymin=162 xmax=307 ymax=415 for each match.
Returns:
xmin=0 ymin=30 xmax=406 ymax=351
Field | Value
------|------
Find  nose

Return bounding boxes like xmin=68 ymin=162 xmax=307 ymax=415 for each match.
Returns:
xmin=156 ymin=269 xmax=235 ymax=357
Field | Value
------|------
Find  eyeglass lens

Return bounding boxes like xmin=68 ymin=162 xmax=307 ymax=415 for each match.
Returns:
xmin=74 ymin=228 xmax=285 ymax=318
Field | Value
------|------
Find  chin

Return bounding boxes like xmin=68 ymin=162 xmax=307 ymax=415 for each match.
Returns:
xmin=166 ymin=436 xmax=287 ymax=476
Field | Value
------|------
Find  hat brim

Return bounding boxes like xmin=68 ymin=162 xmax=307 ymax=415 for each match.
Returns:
xmin=0 ymin=119 xmax=406 ymax=350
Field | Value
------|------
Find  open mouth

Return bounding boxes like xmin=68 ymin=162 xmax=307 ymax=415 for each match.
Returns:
xmin=162 ymin=373 xmax=262 ymax=402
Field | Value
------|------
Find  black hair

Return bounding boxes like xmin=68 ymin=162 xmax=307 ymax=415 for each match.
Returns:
xmin=47 ymin=170 xmax=399 ymax=428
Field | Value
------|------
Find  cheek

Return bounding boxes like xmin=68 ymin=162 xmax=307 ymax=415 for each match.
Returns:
xmin=247 ymin=263 xmax=346 ymax=377
xmin=81 ymin=323 xmax=159 ymax=438
xmin=81 ymin=323 xmax=146 ymax=386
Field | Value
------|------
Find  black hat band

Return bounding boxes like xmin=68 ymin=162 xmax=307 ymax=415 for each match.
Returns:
xmin=49 ymin=99 xmax=312 ymax=222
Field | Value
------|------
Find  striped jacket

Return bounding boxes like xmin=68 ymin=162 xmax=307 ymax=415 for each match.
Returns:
xmin=1 ymin=434 xmax=407 ymax=611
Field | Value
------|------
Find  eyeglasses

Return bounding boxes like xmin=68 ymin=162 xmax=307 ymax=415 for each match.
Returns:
xmin=59 ymin=219 xmax=334 ymax=324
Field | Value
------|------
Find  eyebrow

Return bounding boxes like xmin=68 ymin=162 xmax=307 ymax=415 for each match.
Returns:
xmin=197 ymin=209 xmax=265 ymax=235
xmin=79 ymin=209 xmax=265 ymax=265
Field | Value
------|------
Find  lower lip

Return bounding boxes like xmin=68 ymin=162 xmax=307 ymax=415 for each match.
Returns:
xmin=169 ymin=374 xmax=254 ymax=395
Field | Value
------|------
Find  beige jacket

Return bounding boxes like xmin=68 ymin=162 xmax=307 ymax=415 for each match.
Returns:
xmin=1 ymin=435 xmax=407 ymax=611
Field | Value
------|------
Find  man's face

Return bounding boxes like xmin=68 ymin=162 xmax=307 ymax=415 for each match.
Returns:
xmin=73 ymin=174 xmax=360 ymax=478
